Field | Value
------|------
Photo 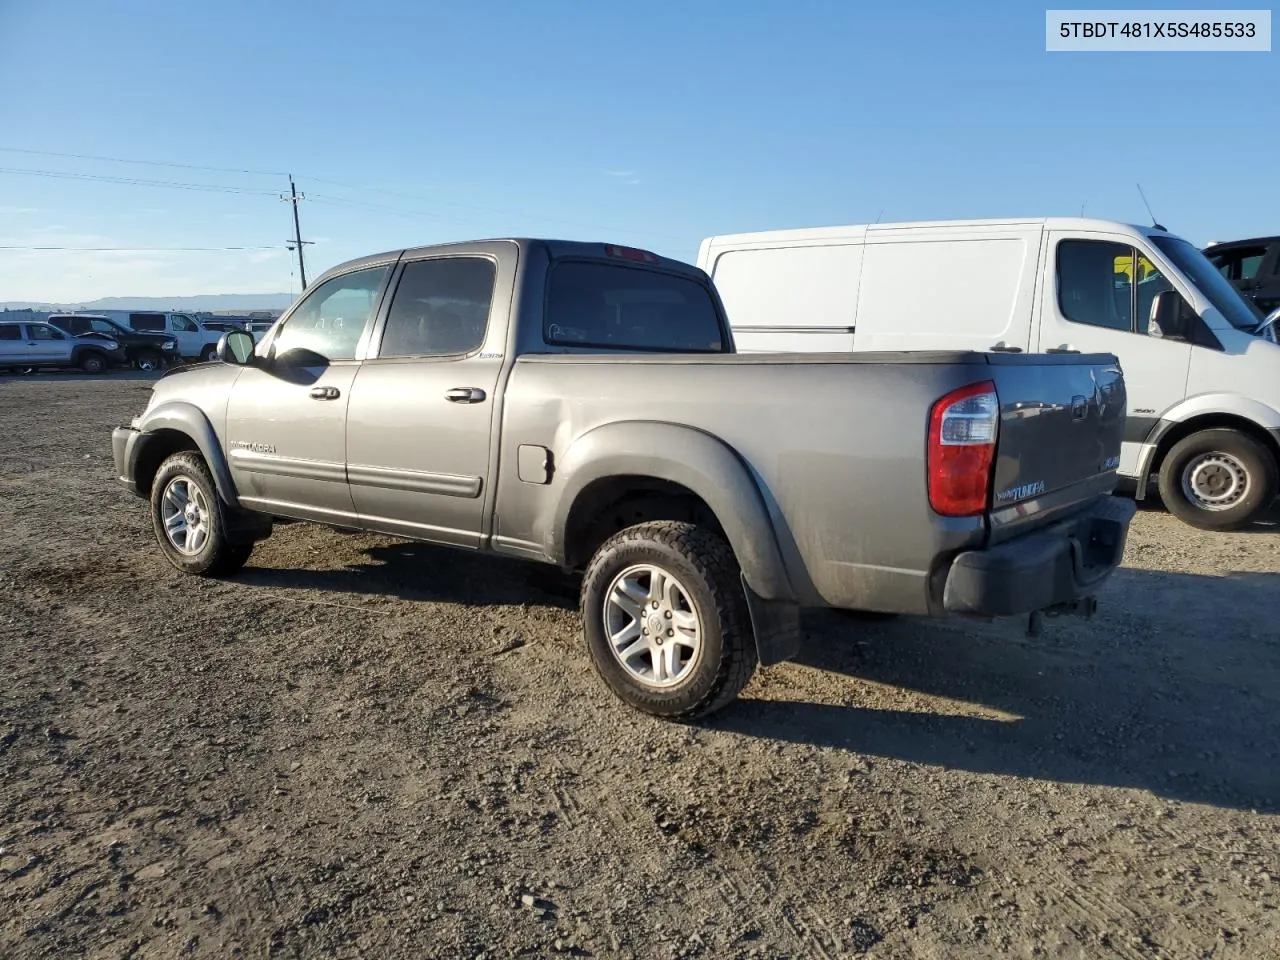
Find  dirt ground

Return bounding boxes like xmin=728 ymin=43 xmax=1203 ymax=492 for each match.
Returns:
xmin=2 ymin=372 xmax=1278 ymax=960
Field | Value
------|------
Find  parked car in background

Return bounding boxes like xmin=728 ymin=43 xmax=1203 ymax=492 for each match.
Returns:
xmin=245 ymin=320 xmax=275 ymax=343
xmin=0 ymin=320 xmax=125 ymax=374
xmin=201 ymin=319 xmax=247 ymax=334
xmin=1203 ymin=236 xmax=1280 ymax=318
xmin=87 ymin=311 xmax=224 ymax=362
xmin=45 ymin=314 xmax=180 ymax=371
xmin=699 ymin=217 xmax=1280 ymax=531
xmin=112 ymin=238 xmax=1134 ymax=719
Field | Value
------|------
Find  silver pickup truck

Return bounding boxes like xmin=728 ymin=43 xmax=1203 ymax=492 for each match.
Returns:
xmin=112 ymin=239 xmax=1136 ymax=718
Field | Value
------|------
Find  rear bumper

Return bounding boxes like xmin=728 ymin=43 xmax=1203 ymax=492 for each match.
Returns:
xmin=942 ymin=495 xmax=1136 ymax=617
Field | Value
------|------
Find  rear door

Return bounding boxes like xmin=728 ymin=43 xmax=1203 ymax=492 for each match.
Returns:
xmin=1035 ymin=232 xmax=1192 ymax=477
xmin=345 ymin=249 xmax=511 ymax=547
xmin=0 ymin=323 xmax=26 ymax=364
xmin=225 ymin=263 xmax=394 ymax=523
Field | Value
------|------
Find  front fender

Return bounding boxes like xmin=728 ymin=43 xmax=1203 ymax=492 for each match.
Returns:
xmin=1159 ymin=393 xmax=1280 ymax=431
xmin=135 ymin=400 xmax=239 ymax=506
xmin=544 ymin=420 xmax=794 ymax=604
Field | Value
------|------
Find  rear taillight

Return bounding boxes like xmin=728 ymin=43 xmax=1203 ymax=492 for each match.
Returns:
xmin=928 ymin=380 xmax=999 ymax=517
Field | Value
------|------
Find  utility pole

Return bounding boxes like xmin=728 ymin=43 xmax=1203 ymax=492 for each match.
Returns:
xmin=282 ymin=174 xmax=309 ymax=289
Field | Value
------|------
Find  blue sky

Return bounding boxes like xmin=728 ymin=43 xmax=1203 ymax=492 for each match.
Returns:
xmin=0 ymin=0 xmax=1274 ymax=301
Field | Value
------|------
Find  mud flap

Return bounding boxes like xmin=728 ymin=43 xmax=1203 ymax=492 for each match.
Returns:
xmin=741 ymin=575 xmax=801 ymax=666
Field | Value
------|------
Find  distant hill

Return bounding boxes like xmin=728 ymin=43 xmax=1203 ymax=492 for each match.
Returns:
xmin=2 ymin=293 xmax=296 ymax=312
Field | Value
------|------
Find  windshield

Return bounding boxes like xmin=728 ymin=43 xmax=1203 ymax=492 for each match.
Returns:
xmin=1150 ymin=235 xmax=1265 ymax=331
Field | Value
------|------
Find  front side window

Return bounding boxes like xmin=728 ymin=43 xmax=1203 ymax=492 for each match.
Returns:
xmin=0 ymin=324 xmax=20 ymax=341
xmin=544 ymin=261 xmax=726 ymax=352
xmin=171 ymin=315 xmax=197 ymax=332
xmin=378 ymin=257 xmax=496 ymax=358
xmin=271 ymin=265 xmax=390 ymax=363
xmin=1150 ymin=235 xmax=1264 ymax=330
xmin=1057 ymin=240 xmax=1135 ymax=332
xmin=28 ymin=325 xmax=64 ymax=341
xmin=90 ymin=319 xmax=120 ymax=335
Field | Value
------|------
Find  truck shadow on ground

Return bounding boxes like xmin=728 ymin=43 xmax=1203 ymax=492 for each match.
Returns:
xmin=710 ymin=567 xmax=1280 ymax=813
xmin=240 ymin=542 xmax=1279 ymax=812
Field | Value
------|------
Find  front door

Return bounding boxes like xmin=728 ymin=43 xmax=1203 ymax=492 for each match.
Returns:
xmin=345 ymin=252 xmax=508 ymax=548
xmin=26 ymin=324 xmax=73 ymax=364
xmin=1036 ymin=234 xmax=1193 ymax=478
xmin=225 ymin=264 xmax=393 ymax=523
xmin=170 ymin=314 xmax=204 ymax=357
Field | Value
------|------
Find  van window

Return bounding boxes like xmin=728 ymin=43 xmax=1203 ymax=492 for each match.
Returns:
xmin=1057 ymin=240 xmax=1135 ymax=332
xmin=711 ymin=244 xmax=862 ymax=332
xmin=130 ymin=313 xmax=166 ymax=332
xmin=857 ymin=237 xmax=1029 ymax=347
xmin=172 ymin=314 xmax=198 ymax=333
xmin=545 ymin=262 xmax=725 ymax=352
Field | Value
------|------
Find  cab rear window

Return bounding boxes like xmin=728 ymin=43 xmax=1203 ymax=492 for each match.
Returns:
xmin=545 ymin=261 xmax=726 ymax=352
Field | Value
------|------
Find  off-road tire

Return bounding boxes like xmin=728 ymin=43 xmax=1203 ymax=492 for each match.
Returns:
xmin=581 ymin=521 xmax=757 ymax=719
xmin=79 ymin=352 xmax=107 ymax=374
xmin=150 ymin=452 xmax=254 ymax=577
xmin=1158 ymin=428 xmax=1277 ymax=531
xmin=134 ymin=349 xmax=163 ymax=372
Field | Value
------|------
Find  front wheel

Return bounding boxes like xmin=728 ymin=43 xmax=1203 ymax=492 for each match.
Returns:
xmin=79 ymin=352 xmax=106 ymax=374
xmin=134 ymin=349 xmax=163 ymax=372
xmin=1157 ymin=428 xmax=1278 ymax=531
xmin=149 ymin=452 xmax=255 ymax=576
xmin=580 ymin=521 xmax=757 ymax=719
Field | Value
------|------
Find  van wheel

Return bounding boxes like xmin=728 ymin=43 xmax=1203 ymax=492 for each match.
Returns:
xmin=150 ymin=452 xmax=255 ymax=577
xmin=200 ymin=345 xmax=218 ymax=363
xmin=1158 ymin=429 xmax=1277 ymax=531
xmin=581 ymin=521 xmax=757 ymax=719
xmin=79 ymin=352 xmax=106 ymax=374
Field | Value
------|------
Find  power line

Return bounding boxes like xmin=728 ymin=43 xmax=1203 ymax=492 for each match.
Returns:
xmin=0 ymin=165 xmax=280 ymax=195
xmin=0 ymin=245 xmax=282 ymax=251
xmin=0 ymin=146 xmax=286 ymax=177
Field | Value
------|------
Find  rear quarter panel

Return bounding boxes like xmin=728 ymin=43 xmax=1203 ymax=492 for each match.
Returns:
xmin=494 ymin=353 xmax=994 ymax=614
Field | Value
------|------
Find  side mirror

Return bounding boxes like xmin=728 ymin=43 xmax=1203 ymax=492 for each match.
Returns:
xmin=1148 ymin=290 xmax=1190 ymax=341
xmin=216 ymin=330 xmax=256 ymax=365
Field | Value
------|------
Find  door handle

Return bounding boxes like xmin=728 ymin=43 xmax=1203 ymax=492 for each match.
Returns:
xmin=309 ymin=385 xmax=341 ymax=400
xmin=445 ymin=387 xmax=486 ymax=403
xmin=1047 ymin=345 xmax=1080 ymax=354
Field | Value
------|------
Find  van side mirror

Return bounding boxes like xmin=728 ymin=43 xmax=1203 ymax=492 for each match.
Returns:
xmin=1148 ymin=290 xmax=1190 ymax=341
xmin=216 ymin=330 xmax=256 ymax=365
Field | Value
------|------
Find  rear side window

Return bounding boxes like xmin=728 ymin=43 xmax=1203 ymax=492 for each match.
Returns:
xmin=130 ymin=313 xmax=165 ymax=331
xmin=545 ymin=262 xmax=726 ymax=352
xmin=0 ymin=324 xmax=20 ymax=341
xmin=378 ymin=257 xmax=495 ymax=357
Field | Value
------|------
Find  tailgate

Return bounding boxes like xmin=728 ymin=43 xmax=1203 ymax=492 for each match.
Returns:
xmin=985 ymin=352 xmax=1126 ymax=543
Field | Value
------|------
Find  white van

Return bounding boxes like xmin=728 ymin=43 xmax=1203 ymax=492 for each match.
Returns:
xmin=698 ymin=218 xmax=1280 ymax=530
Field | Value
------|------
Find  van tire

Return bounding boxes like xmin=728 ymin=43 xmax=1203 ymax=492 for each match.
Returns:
xmin=200 ymin=345 xmax=218 ymax=363
xmin=1158 ymin=428 xmax=1277 ymax=531
xmin=581 ymin=521 xmax=757 ymax=719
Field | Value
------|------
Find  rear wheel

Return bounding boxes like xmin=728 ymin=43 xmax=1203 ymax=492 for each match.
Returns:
xmin=149 ymin=452 xmax=255 ymax=576
xmin=581 ymin=521 xmax=757 ymax=719
xmin=200 ymin=345 xmax=218 ymax=363
xmin=1157 ymin=428 xmax=1277 ymax=531
xmin=79 ymin=352 xmax=106 ymax=374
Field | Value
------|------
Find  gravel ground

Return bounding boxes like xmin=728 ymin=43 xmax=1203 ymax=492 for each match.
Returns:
xmin=2 ymin=372 xmax=1279 ymax=960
